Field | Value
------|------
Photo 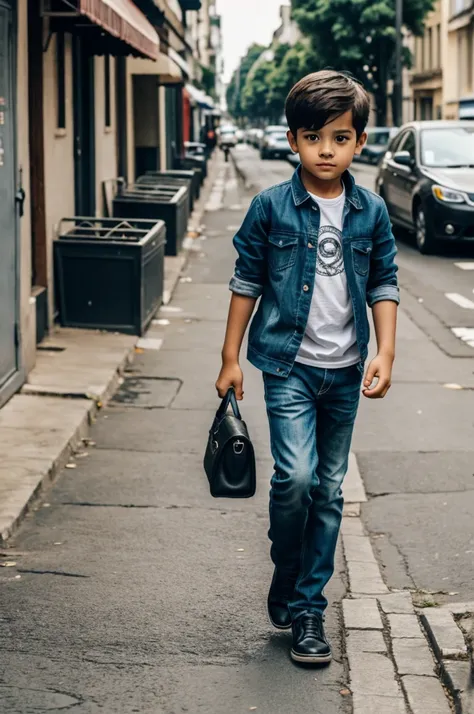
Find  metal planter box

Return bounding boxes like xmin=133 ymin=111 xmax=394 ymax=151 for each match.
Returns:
xmin=139 ymin=169 xmax=201 ymax=204
xmin=175 ymin=155 xmax=207 ymax=181
xmin=136 ymin=174 xmax=195 ymax=212
xmin=54 ymin=217 xmax=166 ymax=336
xmin=113 ymin=184 xmax=189 ymax=257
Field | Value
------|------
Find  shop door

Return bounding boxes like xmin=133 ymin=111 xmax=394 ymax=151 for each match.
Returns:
xmin=0 ymin=0 xmax=19 ymax=398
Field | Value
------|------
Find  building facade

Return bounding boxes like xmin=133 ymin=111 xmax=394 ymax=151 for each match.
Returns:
xmin=0 ymin=0 xmax=219 ymax=409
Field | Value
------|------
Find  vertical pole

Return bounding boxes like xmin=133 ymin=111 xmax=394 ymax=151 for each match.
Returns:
xmin=393 ymin=0 xmax=403 ymax=126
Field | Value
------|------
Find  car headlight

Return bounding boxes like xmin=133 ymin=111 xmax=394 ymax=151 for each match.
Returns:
xmin=432 ymin=185 xmax=466 ymax=204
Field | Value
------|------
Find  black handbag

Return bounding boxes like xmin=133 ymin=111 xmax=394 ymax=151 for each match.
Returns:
xmin=204 ymin=388 xmax=256 ymax=498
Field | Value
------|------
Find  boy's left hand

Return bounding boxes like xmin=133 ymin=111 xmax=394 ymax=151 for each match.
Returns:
xmin=363 ymin=353 xmax=394 ymax=399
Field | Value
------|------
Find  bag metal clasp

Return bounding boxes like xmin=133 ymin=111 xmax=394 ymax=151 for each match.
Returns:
xmin=233 ymin=440 xmax=245 ymax=455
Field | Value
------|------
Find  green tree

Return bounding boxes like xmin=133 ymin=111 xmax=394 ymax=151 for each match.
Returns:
xmin=226 ymin=43 xmax=265 ymax=121
xmin=292 ymin=0 xmax=433 ymax=124
xmin=241 ymin=55 xmax=277 ymax=123
xmin=266 ymin=40 xmax=320 ymax=122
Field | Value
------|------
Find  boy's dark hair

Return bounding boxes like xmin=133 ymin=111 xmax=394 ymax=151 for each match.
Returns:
xmin=285 ymin=70 xmax=370 ymax=140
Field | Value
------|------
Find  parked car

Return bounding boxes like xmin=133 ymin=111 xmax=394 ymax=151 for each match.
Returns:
xmin=260 ymin=125 xmax=289 ymax=159
xmin=218 ymin=125 xmax=238 ymax=148
xmin=354 ymin=127 xmax=400 ymax=165
xmin=376 ymin=121 xmax=474 ymax=254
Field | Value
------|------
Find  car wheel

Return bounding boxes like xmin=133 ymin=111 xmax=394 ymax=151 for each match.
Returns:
xmin=415 ymin=203 xmax=435 ymax=255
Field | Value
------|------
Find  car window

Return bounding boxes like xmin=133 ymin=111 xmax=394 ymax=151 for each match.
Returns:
xmin=388 ymin=130 xmax=407 ymax=154
xmin=399 ymin=131 xmax=416 ymax=159
xmin=421 ymin=126 xmax=474 ymax=167
xmin=366 ymin=130 xmax=392 ymax=146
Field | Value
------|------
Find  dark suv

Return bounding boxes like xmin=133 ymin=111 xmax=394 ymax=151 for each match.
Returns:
xmin=375 ymin=121 xmax=474 ymax=254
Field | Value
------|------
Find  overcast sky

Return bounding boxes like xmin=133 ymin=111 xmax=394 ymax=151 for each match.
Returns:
xmin=215 ymin=0 xmax=290 ymax=83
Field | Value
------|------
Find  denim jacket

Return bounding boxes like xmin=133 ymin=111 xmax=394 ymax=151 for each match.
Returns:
xmin=229 ymin=166 xmax=400 ymax=377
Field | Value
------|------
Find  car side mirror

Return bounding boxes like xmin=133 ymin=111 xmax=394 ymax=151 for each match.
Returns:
xmin=393 ymin=150 xmax=414 ymax=168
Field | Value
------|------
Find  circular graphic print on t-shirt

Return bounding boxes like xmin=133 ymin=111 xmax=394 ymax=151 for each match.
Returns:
xmin=316 ymin=225 xmax=344 ymax=277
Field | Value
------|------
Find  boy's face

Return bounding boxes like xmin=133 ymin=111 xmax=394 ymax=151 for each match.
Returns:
xmin=287 ymin=110 xmax=367 ymax=183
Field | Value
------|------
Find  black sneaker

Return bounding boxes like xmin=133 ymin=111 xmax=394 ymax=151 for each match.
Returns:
xmin=291 ymin=611 xmax=332 ymax=664
xmin=267 ymin=568 xmax=299 ymax=630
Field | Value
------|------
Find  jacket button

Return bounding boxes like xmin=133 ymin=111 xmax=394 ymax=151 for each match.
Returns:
xmin=276 ymin=368 xmax=281 ymax=372
xmin=303 ymin=285 xmax=309 ymax=292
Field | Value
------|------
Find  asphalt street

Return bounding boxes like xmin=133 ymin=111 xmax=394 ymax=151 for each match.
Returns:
xmin=234 ymin=144 xmax=474 ymax=606
xmin=1 ymin=147 xmax=473 ymax=713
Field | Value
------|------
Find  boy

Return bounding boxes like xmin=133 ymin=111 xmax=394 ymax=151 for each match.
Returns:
xmin=216 ymin=70 xmax=399 ymax=665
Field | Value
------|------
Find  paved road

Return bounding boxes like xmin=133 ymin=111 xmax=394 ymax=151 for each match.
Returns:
xmin=232 ymin=144 xmax=474 ymax=606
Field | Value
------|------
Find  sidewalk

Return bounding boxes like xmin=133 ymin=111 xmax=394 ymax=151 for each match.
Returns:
xmin=0 ymin=152 xmax=221 ymax=545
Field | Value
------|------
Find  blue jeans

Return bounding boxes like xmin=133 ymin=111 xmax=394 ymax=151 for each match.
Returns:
xmin=263 ymin=361 xmax=363 ymax=617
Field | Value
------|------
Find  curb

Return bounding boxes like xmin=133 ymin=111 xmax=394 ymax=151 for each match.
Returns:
xmin=230 ymin=148 xmax=255 ymax=191
xmin=342 ymin=455 xmax=453 ymax=714
xmin=0 ymin=344 xmax=135 ymax=546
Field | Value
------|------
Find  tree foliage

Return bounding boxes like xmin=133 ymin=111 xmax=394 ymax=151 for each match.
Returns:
xmin=291 ymin=0 xmax=434 ymax=123
xmin=226 ymin=43 xmax=265 ymax=121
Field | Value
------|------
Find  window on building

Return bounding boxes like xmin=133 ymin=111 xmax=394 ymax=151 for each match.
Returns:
xmin=421 ymin=34 xmax=425 ymax=71
xmin=437 ymin=24 xmax=441 ymax=68
xmin=429 ymin=27 xmax=434 ymax=69
xmin=56 ymin=32 xmax=66 ymax=130
xmin=104 ymin=54 xmax=111 ymax=129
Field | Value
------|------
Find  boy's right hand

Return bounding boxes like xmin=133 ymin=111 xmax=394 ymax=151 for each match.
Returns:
xmin=215 ymin=361 xmax=244 ymax=400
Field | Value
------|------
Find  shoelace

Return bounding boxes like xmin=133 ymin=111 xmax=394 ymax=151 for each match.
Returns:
xmin=300 ymin=614 xmax=324 ymax=640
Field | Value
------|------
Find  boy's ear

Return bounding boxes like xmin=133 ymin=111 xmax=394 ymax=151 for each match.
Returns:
xmin=354 ymin=131 xmax=368 ymax=156
xmin=287 ymin=130 xmax=298 ymax=153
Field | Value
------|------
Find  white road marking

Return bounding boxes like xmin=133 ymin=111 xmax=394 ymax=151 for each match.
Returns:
xmin=454 ymin=262 xmax=474 ymax=270
xmin=451 ymin=327 xmax=474 ymax=347
xmin=445 ymin=292 xmax=474 ymax=309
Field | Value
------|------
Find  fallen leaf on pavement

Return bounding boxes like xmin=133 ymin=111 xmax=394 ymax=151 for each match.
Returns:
xmin=443 ymin=383 xmax=463 ymax=390
xmin=0 ymin=562 xmax=16 ymax=567
xmin=237 ymin=548 xmax=245 ymax=552
xmin=65 ymin=464 xmax=77 ymax=469
xmin=340 ymin=689 xmax=351 ymax=696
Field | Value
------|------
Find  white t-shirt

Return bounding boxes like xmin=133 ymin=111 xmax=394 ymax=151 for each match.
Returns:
xmin=296 ymin=188 xmax=360 ymax=369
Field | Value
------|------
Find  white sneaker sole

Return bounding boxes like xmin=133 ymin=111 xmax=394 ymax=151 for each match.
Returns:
xmin=290 ymin=649 xmax=332 ymax=664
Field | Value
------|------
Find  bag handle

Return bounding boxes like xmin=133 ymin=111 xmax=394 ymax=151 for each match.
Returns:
xmin=216 ymin=387 xmax=242 ymax=420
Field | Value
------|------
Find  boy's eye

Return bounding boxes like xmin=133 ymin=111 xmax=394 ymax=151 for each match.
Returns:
xmin=306 ymin=134 xmax=318 ymax=142
xmin=335 ymin=135 xmax=349 ymax=143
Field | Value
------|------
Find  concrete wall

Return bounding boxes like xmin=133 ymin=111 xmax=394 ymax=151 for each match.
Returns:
xmin=94 ymin=55 xmax=118 ymax=215
xmin=17 ymin=0 xmax=35 ymax=376
xmin=43 ymin=33 xmax=75 ymax=324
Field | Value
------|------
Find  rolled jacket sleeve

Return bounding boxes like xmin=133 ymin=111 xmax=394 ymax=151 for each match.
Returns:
xmin=367 ymin=198 xmax=400 ymax=308
xmin=229 ymin=194 xmax=268 ymax=299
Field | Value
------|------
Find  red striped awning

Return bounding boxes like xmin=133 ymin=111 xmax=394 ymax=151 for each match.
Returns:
xmin=79 ymin=0 xmax=159 ymax=60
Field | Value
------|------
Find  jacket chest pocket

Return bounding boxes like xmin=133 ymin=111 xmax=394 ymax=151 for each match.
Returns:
xmin=268 ymin=232 xmax=299 ymax=271
xmin=351 ymin=241 xmax=372 ymax=276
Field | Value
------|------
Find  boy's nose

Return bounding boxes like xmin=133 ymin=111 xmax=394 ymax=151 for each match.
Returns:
xmin=319 ymin=145 xmax=334 ymax=158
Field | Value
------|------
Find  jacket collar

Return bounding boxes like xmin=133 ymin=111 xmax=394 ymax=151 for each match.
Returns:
xmin=291 ymin=164 xmax=362 ymax=210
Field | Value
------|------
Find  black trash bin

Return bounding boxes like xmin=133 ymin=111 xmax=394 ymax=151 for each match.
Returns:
xmin=54 ymin=217 xmax=166 ymax=335
xmin=113 ymin=183 xmax=189 ymax=256
xmin=175 ymin=154 xmax=207 ymax=181
xmin=136 ymin=174 xmax=195 ymax=212
xmin=139 ymin=169 xmax=201 ymax=203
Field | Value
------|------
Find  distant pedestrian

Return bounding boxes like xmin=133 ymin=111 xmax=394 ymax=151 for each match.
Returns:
xmin=216 ymin=70 xmax=399 ymax=665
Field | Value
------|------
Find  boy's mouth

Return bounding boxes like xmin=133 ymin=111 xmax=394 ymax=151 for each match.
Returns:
xmin=316 ymin=163 xmax=336 ymax=168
